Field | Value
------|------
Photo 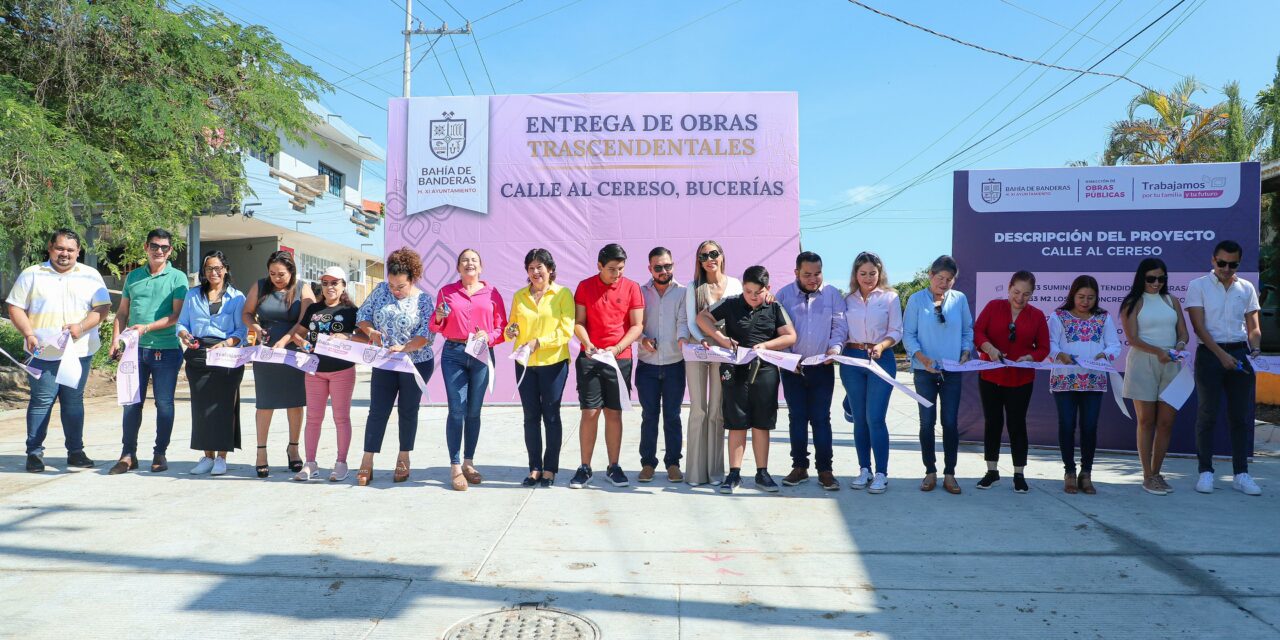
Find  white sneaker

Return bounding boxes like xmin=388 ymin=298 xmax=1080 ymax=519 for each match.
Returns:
xmin=294 ymin=462 xmax=319 ymax=482
xmin=1195 ymin=471 xmax=1214 ymax=494
xmin=1232 ymin=473 xmax=1262 ymax=496
xmin=211 ymin=457 xmax=227 ymax=476
xmin=850 ymin=468 xmax=872 ymax=490
xmin=190 ymin=456 xmax=215 ymax=475
xmin=868 ymin=473 xmax=888 ymax=494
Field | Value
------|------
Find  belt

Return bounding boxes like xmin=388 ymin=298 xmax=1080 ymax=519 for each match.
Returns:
xmin=1210 ymin=341 xmax=1248 ymax=350
xmin=845 ymin=342 xmax=876 ymax=351
xmin=446 ymin=337 xmax=468 ymax=344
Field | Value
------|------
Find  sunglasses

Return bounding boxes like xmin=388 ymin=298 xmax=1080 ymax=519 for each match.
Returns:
xmin=1216 ymin=260 xmax=1240 ymax=270
xmin=933 ymin=302 xmax=945 ymax=324
xmin=1007 ymin=322 xmax=1017 ymax=343
xmin=1145 ymin=275 xmax=1168 ymax=284
xmin=698 ymin=249 xmax=722 ymax=262
xmin=652 ymin=264 xmax=674 ymax=273
xmin=148 ymin=243 xmax=172 ymax=253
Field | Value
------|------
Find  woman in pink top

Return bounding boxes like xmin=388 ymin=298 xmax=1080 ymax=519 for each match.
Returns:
xmin=430 ymin=249 xmax=508 ymax=491
xmin=839 ymin=252 xmax=903 ymax=494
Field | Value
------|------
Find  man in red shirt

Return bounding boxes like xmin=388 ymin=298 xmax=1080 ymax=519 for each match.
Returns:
xmin=570 ymin=244 xmax=645 ymax=489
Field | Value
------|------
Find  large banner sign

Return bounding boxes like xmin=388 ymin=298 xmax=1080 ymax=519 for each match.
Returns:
xmin=953 ymin=162 xmax=1261 ymax=455
xmin=387 ymin=92 xmax=800 ymax=401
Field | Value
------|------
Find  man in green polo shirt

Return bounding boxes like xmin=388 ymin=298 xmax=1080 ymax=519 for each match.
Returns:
xmin=109 ymin=229 xmax=188 ymax=474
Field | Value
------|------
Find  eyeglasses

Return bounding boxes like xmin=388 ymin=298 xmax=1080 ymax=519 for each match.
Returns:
xmin=933 ymin=302 xmax=945 ymax=324
xmin=697 ymin=250 xmax=721 ymax=262
xmin=204 ymin=266 xmax=226 ymax=274
xmin=1145 ymin=275 xmax=1168 ymax=284
xmin=1007 ymin=322 xmax=1017 ymax=343
xmin=652 ymin=264 xmax=674 ymax=273
xmin=1216 ymin=260 xmax=1240 ymax=270
xmin=147 ymin=243 xmax=172 ymax=253
xmin=320 ymin=279 xmax=342 ymax=287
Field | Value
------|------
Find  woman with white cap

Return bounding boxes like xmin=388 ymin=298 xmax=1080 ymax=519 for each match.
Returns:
xmin=282 ymin=266 xmax=362 ymax=481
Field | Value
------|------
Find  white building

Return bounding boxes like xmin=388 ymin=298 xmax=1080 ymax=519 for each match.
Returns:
xmin=189 ymin=100 xmax=386 ymax=302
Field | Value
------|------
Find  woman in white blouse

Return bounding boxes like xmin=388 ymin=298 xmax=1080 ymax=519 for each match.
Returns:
xmin=684 ymin=240 xmax=741 ymax=486
xmin=1049 ymin=275 xmax=1121 ymax=495
xmin=840 ymin=252 xmax=902 ymax=494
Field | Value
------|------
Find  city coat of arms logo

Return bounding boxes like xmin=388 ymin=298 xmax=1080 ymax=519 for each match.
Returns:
xmin=981 ymin=179 xmax=1002 ymax=204
xmin=430 ymin=111 xmax=466 ymax=161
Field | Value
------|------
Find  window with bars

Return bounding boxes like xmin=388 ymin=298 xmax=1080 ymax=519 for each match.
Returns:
xmin=318 ymin=162 xmax=344 ymax=197
xmin=296 ymin=252 xmax=363 ymax=284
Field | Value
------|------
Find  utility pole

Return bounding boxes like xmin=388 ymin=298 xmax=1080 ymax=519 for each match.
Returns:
xmin=400 ymin=4 xmax=471 ymax=98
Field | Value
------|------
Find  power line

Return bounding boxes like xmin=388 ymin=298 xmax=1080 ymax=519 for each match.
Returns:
xmin=453 ymin=40 xmax=476 ymax=95
xmin=998 ymin=0 xmax=1219 ymax=92
xmin=845 ymin=0 xmax=1155 ymax=93
xmin=474 ymin=0 xmax=523 ymax=23
xmin=804 ymin=0 xmax=1191 ymax=232
xmin=434 ymin=48 xmax=455 ymax=95
xmin=471 ymin=30 xmax=497 ymax=94
xmin=440 ymin=0 xmax=467 ymax=21
xmin=414 ymin=0 xmax=445 ymax=23
xmin=411 ymin=35 xmax=444 ymax=72
xmin=801 ymin=0 xmax=1116 ymax=218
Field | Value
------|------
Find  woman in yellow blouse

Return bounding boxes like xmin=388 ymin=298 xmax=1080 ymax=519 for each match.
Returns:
xmin=506 ymin=248 xmax=576 ymax=487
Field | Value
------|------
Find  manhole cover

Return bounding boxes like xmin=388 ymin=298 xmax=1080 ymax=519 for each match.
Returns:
xmin=444 ymin=604 xmax=601 ymax=640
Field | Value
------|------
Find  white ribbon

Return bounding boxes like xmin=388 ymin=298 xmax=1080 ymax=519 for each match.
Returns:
xmin=466 ymin=332 xmax=495 ymax=394
xmin=54 ymin=330 xmax=86 ymax=388
xmin=1248 ymin=354 xmax=1280 ymax=373
xmin=1073 ymin=358 xmax=1130 ymax=419
xmin=681 ymin=342 xmax=799 ymax=368
xmin=509 ymin=342 xmax=533 ymax=399
xmin=755 ymin=349 xmax=803 ymax=372
xmin=205 ymin=346 xmax=319 ymax=374
xmin=0 ymin=346 xmax=42 ymax=378
xmin=1154 ymin=350 xmax=1195 ymax=410
xmin=116 ymin=329 xmax=142 ymax=405
xmin=314 ymin=335 xmax=430 ymax=404
xmin=803 ymin=353 xmax=935 ymax=408
xmin=588 ymin=350 xmax=632 ymax=411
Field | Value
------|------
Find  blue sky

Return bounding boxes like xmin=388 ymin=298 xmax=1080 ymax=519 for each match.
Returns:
xmin=202 ymin=0 xmax=1280 ymax=282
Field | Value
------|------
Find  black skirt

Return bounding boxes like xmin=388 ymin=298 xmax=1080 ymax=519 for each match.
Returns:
xmin=186 ymin=337 xmax=243 ymax=452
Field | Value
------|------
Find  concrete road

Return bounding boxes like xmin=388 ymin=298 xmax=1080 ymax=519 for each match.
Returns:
xmin=1 ymin=366 xmax=1277 ymax=639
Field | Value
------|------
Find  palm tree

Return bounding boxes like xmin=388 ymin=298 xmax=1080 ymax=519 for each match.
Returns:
xmin=1103 ymin=77 xmax=1227 ymax=165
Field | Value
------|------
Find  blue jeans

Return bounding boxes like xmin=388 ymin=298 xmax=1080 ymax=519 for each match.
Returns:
xmin=364 ymin=358 xmax=435 ymax=453
xmin=442 ymin=341 xmax=489 ymax=465
xmin=839 ymin=347 xmax=896 ymax=475
xmin=1055 ymin=391 xmax=1103 ymax=474
xmin=636 ymin=361 xmax=685 ymax=468
xmin=121 ymin=347 xmax=182 ymax=458
xmin=517 ymin=360 xmax=569 ymax=473
xmin=26 ymin=356 xmax=93 ymax=456
xmin=913 ymin=369 xmax=962 ymax=475
xmin=781 ymin=365 xmax=835 ymax=472
xmin=1193 ymin=343 xmax=1254 ymax=474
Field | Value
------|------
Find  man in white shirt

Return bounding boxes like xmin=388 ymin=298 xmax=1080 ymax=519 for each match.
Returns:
xmin=1185 ymin=239 xmax=1262 ymax=496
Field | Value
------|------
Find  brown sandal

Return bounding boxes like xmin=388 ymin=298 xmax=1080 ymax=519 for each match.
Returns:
xmin=451 ymin=469 xmax=468 ymax=491
xmin=1064 ymin=473 xmax=1078 ymax=494
xmin=356 ymin=466 xmax=373 ymax=486
xmin=393 ymin=459 xmax=411 ymax=483
xmin=462 ymin=464 xmax=482 ymax=485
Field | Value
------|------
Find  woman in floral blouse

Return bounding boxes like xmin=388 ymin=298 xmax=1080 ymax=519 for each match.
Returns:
xmin=1049 ymin=275 xmax=1121 ymax=495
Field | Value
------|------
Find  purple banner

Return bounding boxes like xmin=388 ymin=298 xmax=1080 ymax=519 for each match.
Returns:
xmin=953 ymin=162 xmax=1261 ymax=455
xmin=387 ymin=92 xmax=800 ymax=402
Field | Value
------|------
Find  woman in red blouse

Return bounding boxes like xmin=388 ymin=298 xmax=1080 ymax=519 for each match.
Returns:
xmin=973 ymin=270 xmax=1050 ymax=493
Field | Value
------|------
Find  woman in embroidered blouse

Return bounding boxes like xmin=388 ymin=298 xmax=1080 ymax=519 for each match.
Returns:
xmin=353 ymin=248 xmax=437 ymax=486
xmin=973 ymin=270 xmax=1050 ymax=494
xmin=840 ymin=251 xmax=902 ymax=495
xmin=507 ymin=248 xmax=576 ymax=487
xmin=429 ymin=248 xmax=508 ymax=492
xmin=1049 ymin=275 xmax=1121 ymax=495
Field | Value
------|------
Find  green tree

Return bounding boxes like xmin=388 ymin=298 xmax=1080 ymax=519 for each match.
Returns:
xmin=1257 ymin=56 xmax=1280 ymax=284
xmin=1102 ymin=77 xmax=1227 ymax=166
xmin=0 ymin=0 xmax=327 ymax=283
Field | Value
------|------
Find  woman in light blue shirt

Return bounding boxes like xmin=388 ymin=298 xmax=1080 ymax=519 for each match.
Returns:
xmin=176 ymin=251 xmax=247 ymax=476
xmin=901 ymin=255 xmax=973 ymax=495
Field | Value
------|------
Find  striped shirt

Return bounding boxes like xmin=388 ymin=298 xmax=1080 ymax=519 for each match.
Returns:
xmin=5 ymin=261 xmax=111 ymax=360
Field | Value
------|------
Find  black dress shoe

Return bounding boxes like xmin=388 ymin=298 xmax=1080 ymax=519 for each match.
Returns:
xmin=26 ymin=454 xmax=45 ymax=473
xmin=521 ymin=475 xmax=539 ymax=487
xmin=150 ymin=455 xmax=168 ymax=473
xmin=108 ymin=456 xmax=138 ymax=475
xmin=67 ymin=451 xmax=95 ymax=469
xmin=539 ymin=475 xmax=554 ymax=488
